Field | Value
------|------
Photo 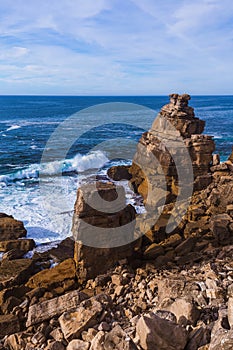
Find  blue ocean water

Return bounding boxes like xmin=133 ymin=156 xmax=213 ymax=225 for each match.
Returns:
xmin=0 ymin=95 xmax=232 ymax=243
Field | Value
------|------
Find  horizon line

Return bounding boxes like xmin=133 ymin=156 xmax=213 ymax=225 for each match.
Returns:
xmin=0 ymin=94 xmax=233 ymax=97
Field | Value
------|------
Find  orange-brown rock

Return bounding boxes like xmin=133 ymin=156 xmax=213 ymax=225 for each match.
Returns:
xmin=0 ymin=314 xmax=20 ymax=338
xmin=228 ymin=147 xmax=233 ymax=163
xmin=0 ymin=259 xmax=35 ymax=290
xmin=26 ymin=258 xmax=76 ymax=290
xmin=0 ymin=214 xmax=26 ymax=241
xmin=130 ymin=94 xmax=215 ymax=205
xmin=72 ymin=182 xmax=136 ymax=283
xmin=26 ymin=290 xmax=87 ymax=327
xmin=107 ymin=165 xmax=132 ymax=181
xmin=0 ymin=239 xmax=35 ymax=253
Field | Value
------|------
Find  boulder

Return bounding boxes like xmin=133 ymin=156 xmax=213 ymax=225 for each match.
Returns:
xmin=0 ymin=314 xmax=20 ymax=338
xmin=45 ymin=342 xmax=65 ymax=350
xmin=72 ymin=182 xmax=136 ymax=283
xmin=26 ymin=290 xmax=88 ymax=327
xmin=0 ymin=214 xmax=26 ymax=241
xmin=0 ymin=259 xmax=34 ymax=290
xmin=209 ymin=309 xmax=233 ymax=350
xmin=159 ymin=297 xmax=200 ymax=326
xmin=228 ymin=147 xmax=233 ymax=163
xmin=45 ymin=237 xmax=74 ymax=262
xmin=90 ymin=331 xmax=105 ymax=350
xmin=67 ymin=339 xmax=90 ymax=350
xmin=210 ymin=214 xmax=233 ymax=245
xmin=4 ymin=332 xmax=28 ymax=350
xmin=185 ymin=326 xmax=211 ymax=350
xmin=59 ymin=295 xmax=105 ymax=342
xmin=107 ymin=165 xmax=132 ymax=181
xmin=157 ymin=278 xmax=186 ymax=301
xmin=136 ymin=312 xmax=188 ymax=350
xmin=104 ymin=325 xmax=138 ymax=349
xmin=228 ymin=297 xmax=233 ymax=328
xmin=26 ymin=258 xmax=76 ymax=290
xmin=0 ymin=239 xmax=35 ymax=253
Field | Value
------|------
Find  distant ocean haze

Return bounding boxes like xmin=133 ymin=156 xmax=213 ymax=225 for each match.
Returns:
xmin=0 ymin=95 xmax=232 ymax=244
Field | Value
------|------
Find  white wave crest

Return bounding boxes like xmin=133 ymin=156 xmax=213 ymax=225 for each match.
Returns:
xmin=6 ymin=125 xmax=21 ymax=131
xmin=0 ymin=151 xmax=109 ymax=186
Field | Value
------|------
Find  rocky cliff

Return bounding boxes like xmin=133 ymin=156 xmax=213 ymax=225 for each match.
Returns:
xmin=0 ymin=94 xmax=233 ymax=350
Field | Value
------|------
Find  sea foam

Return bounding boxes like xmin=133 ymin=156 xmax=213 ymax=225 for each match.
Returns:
xmin=0 ymin=150 xmax=109 ymax=186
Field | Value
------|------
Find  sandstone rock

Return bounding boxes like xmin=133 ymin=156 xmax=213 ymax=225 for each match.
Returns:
xmin=26 ymin=258 xmax=76 ymax=290
xmin=1 ymin=295 xmax=21 ymax=314
xmin=160 ymin=298 xmax=200 ymax=326
xmin=175 ymin=237 xmax=197 ymax=256
xmin=82 ymin=328 xmax=98 ymax=342
xmin=143 ymin=244 xmax=164 ymax=260
xmin=0 ymin=285 xmax=29 ymax=306
xmin=186 ymin=325 xmax=211 ymax=350
xmin=0 ymin=259 xmax=34 ymax=290
xmin=0 ymin=215 xmax=26 ymax=241
xmin=212 ymin=154 xmax=220 ymax=166
xmin=4 ymin=332 xmax=29 ymax=350
xmin=136 ymin=312 xmax=188 ymax=350
xmin=228 ymin=147 xmax=233 ymax=163
xmin=2 ymin=249 xmax=26 ymax=261
xmin=45 ymin=341 xmax=65 ymax=350
xmin=59 ymin=296 xmax=103 ymax=342
xmin=90 ymin=331 xmax=105 ymax=350
xmin=45 ymin=237 xmax=74 ymax=262
xmin=67 ymin=339 xmax=90 ymax=350
xmin=228 ymin=297 xmax=233 ymax=328
xmin=210 ymin=214 xmax=233 ymax=245
xmin=0 ymin=314 xmax=20 ymax=338
xmin=26 ymin=290 xmax=87 ymax=327
xmin=73 ymin=182 xmax=136 ymax=283
xmin=0 ymin=239 xmax=35 ymax=253
xmin=50 ymin=328 xmax=64 ymax=342
xmin=129 ymin=94 xmax=215 ymax=247
xmin=104 ymin=325 xmax=138 ymax=350
xmin=209 ymin=323 xmax=233 ymax=349
xmin=107 ymin=165 xmax=132 ymax=181
xmin=157 ymin=278 xmax=186 ymax=301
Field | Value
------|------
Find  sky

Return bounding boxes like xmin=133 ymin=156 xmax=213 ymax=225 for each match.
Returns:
xmin=0 ymin=0 xmax=233 ymax=95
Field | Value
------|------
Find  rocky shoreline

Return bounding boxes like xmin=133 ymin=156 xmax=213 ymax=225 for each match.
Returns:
xmin=0 ymin=94 xmax=233 ymax=350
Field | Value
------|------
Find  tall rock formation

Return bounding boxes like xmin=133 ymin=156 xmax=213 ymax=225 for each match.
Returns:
xmin=72 ymin=182 xmax=136 ymax=283
xmin=129 ymin=94 xmax=217 ymax=244
xmin=130 ymin=94 xmax=215 ymax=205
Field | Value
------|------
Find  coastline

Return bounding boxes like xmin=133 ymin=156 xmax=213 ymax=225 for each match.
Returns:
xmin=0 ymin=94 xmax=233 ymax=349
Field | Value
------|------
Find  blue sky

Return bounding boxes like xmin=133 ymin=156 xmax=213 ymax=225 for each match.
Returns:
xmin=0 ymin=0 xmax=233 ymax=95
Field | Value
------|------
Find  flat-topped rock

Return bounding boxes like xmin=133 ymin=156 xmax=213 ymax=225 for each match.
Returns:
xmin=0 ymin=214 xmax=26 ymax=241
xmin=26 ymin=258 xmax=76 ymax=290
xmin=0 ymin=239 xmax=35 ymax=253
xmin=72 ymin=181 xmax=136 ymax=283
xmin=0 ymin=259 xmax=34 ymax=290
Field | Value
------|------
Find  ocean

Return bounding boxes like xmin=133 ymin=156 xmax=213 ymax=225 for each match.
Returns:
xmin=0 ymin=95 xmax=232 ymax=244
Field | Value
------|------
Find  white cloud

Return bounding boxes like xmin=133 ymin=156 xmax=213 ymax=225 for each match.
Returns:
xmin=0 ymin=0 xmax=233 ymax=94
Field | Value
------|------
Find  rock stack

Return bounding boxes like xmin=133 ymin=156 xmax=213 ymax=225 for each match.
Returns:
xmin=0 ymin=94 xmax=233 ymax=350
xmin=129 ymin=94 xmax=218 ymax=247
xmin=72 ymin=182 xmax=136 ymax=283
xmin=130 ymin=94 xmax=215 ymax=205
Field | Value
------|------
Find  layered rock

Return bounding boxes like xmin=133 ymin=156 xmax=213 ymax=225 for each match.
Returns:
xmin=130 ymin=94 xmax=215 ymax=205
xmin=129 ymin=94 xmax=224 ymax=248
xmin=0 ymin=213 xmax=26 ymax=241
xmin=72 ymin=182 xmax=136 ymax=283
